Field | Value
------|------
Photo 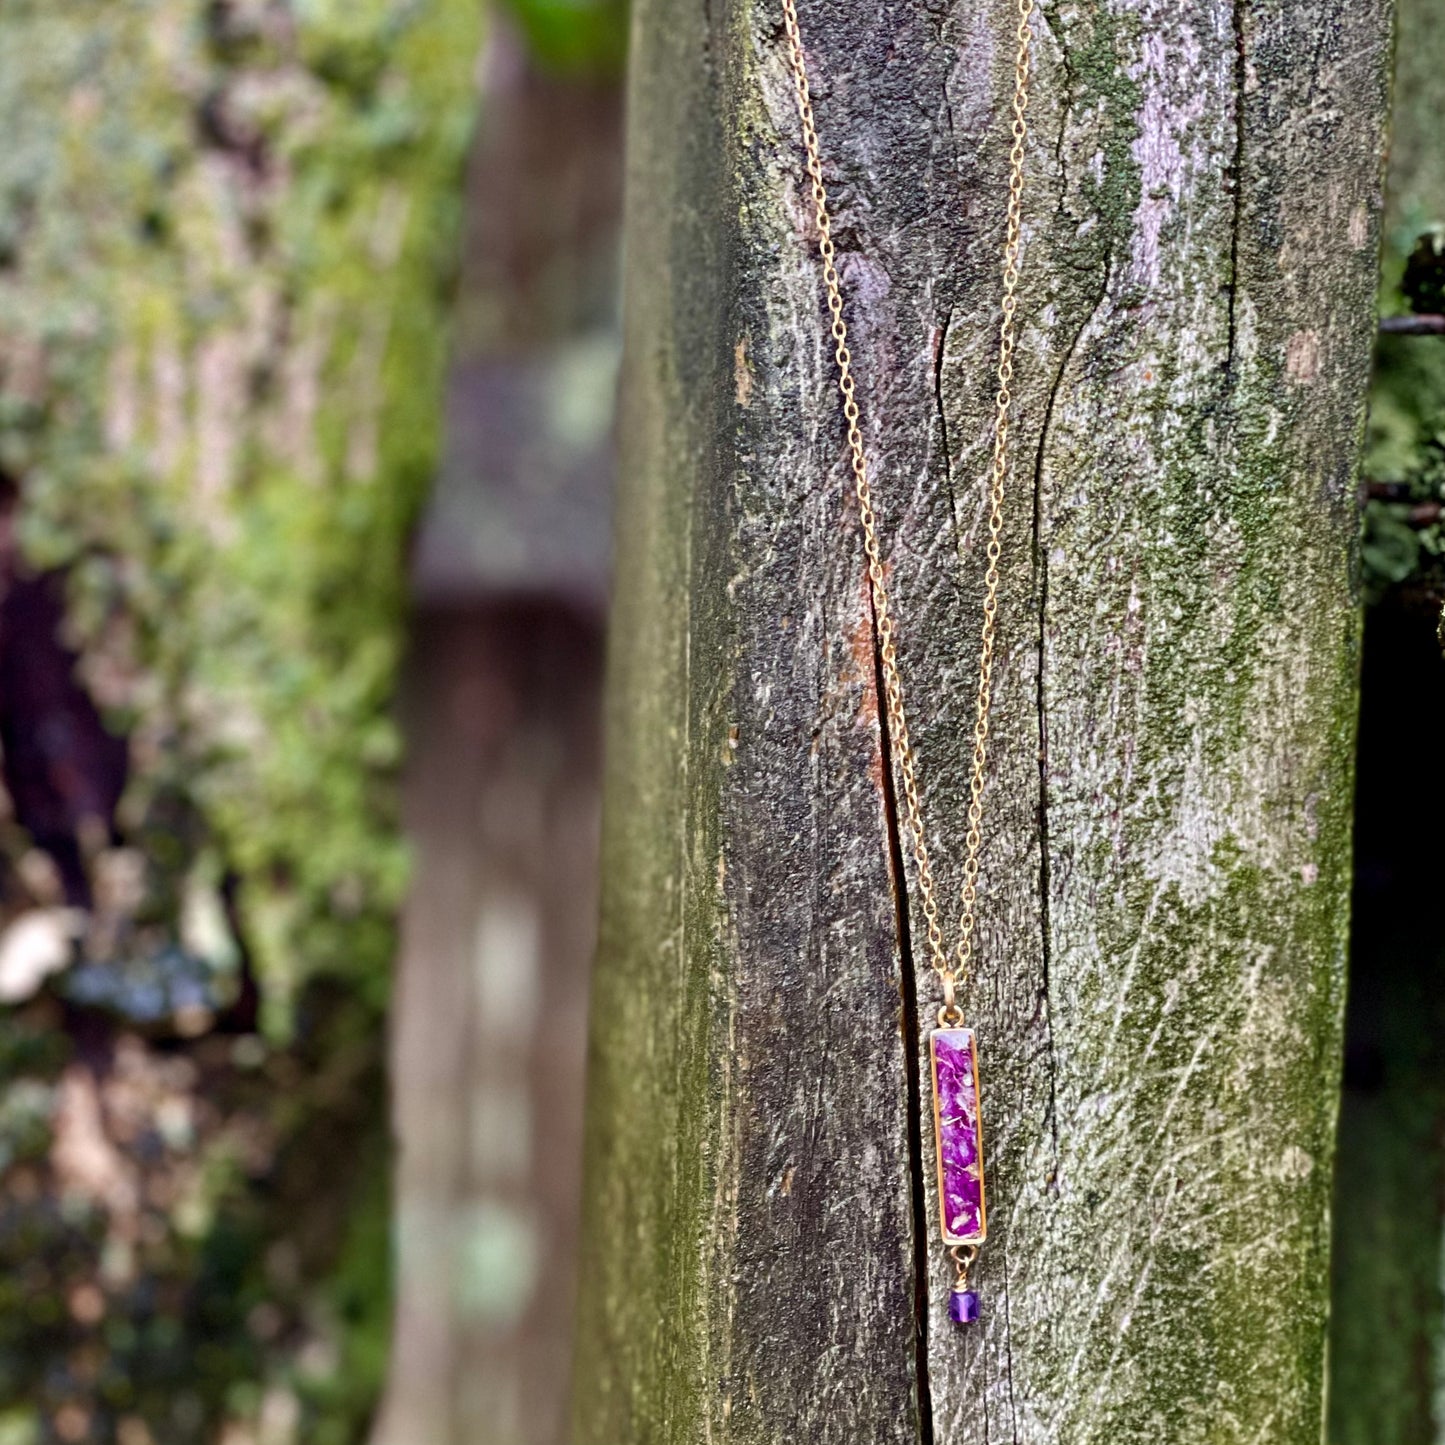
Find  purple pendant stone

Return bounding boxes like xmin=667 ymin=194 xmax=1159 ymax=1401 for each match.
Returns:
xmin=931 ymin=1027 xmax=986 ymax=1245
xmin=948 ymin=1289 xmax=981 ymax=1325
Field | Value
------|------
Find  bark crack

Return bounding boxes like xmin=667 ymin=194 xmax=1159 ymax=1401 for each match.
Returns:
xmin=868 ymin=590 xmax=937 ymax=1445
xmin=1224 ymin=0 xmax=1247 ymax=378
xmin=999 ymin=1227 xmax=1019 ymax=1444
xmin=934 ymin=303 xmax=959 ymax=549
xmin=1030 ymin=254 xmax=1111 ymax=1185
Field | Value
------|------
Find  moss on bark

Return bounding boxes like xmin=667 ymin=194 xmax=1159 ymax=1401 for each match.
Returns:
xmin=0 ymin=2 xmax=482 ymax=1439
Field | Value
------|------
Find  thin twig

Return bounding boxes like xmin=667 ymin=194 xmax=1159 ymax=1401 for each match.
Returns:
xmin=1380 ymin=314 xmax=1445 ymax=335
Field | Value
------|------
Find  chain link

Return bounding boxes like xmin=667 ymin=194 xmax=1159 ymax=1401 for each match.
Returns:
xmin=781 ymin=0 xmax=1033 ymax=1019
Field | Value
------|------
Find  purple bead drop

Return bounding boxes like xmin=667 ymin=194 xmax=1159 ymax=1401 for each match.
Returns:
xmin=948 ymin=1289 xmax=980 ymax=1325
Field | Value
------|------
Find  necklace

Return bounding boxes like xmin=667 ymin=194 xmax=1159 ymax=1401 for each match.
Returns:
xmin=780 ymin=0 xmax=1034 ymax=1325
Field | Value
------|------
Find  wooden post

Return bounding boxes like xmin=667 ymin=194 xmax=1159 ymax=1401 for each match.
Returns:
xmin=573 ymin=0 xmax=1391 ymax=1440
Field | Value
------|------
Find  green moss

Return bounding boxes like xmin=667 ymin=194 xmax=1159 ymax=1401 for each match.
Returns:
xmin=1051 ymin=5 xmax=1145 ymax=269
xmin=0 ymin=0 xmax=483 ymax=1438
xmin=0 ymin=0 xmax=481 ymax=1015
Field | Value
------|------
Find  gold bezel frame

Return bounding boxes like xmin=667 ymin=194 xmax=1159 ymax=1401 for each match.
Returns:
xmin=930 ymin=1026 xmax=988 ymax=1247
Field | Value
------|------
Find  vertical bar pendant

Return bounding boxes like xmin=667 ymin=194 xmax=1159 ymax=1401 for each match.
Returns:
xmin=931 ymin=1028 xmax=987 ymax=1246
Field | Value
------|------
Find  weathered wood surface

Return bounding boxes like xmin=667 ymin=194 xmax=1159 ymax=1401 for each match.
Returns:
xmin=573 ymin=0 xmax=1390 ymax=1441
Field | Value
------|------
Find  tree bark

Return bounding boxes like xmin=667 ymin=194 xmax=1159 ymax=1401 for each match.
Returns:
xmin=0 ymin=3 xmax=481 ymax=1440
xmin=573 ymin=0 xmax=1390 ymax=1441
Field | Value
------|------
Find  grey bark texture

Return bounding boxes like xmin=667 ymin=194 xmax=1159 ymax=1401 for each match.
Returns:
xmin=573 ymin=0 xmax=1390 ymax=1441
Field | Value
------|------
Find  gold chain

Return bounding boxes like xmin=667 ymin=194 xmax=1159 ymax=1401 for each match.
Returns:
xmin=781 ymin=0 xmax=1033 ymax=1022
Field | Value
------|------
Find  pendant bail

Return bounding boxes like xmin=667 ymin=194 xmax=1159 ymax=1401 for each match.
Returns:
xmin=938 ymin=970 xmax=964 ymax=1028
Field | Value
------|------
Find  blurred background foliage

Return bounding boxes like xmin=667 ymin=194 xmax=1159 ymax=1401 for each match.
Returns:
xmin=1328 ymin=0 xmax=1445 ymax=1439
xmin=1360 ymin=228 xmax=1445 ymax=598
xmin=1359 ymin=0 xmax=1445 ymax=608
xmin=502 ymin=0 xmax=627 ymax=75
xmin=0 ymin=0 xmax=624 ymax=1440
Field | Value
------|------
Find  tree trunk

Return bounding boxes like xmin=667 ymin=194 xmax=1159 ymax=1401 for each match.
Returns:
xmin=376 ymin=26 xmax=623 ymax=1439
xmin=378 ymin=604 xmax=604 ymax=1445
xmin=573 ymin=0 xmax=1390 ymax=1441
xmin=0 ymin=3 xmax=481 ymax=1440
